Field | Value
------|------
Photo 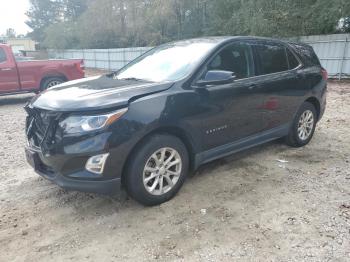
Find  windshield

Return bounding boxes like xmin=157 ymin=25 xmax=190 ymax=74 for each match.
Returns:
xmin=114 ymin=41 xmax=216 ymax=82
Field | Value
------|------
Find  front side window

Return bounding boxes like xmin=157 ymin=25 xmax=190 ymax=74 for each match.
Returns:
xmin=255 ymin=43 xmax=289 ymax=75
xmin=115 ymin=41 xmax=216 ymax=82
xmin=0 ymin=48 xmax=7 ymax=63
xmin=206 ymin=42 xmax=254 ymax=80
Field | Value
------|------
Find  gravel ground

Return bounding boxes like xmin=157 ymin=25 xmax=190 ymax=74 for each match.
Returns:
xmin=0 ymin=79 xmax=349 ymax=262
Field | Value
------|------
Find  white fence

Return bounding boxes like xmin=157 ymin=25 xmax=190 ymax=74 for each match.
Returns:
xmin=48 ymin=47 xmax=153 ymax=71
xmin=48 ymin=34 xmax=350 ymax=79
xmin=294 ymin=34 xmax=350 ymax=79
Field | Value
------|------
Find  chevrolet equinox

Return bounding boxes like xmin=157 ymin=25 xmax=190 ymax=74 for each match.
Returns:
xmin=25 ymin=37 xmax=327 ymax=206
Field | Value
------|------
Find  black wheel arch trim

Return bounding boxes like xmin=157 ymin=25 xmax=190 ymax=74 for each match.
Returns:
xmin=120 ymin=124 xmax=199 ymax=187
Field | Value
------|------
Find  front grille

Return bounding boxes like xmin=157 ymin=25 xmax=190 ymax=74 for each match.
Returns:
xmin=25 ymin=106 xmax=61 ymax=150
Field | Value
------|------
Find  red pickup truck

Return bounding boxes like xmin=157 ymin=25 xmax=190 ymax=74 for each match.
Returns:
xmin=0 ymin=44 xmax=85 ymax=95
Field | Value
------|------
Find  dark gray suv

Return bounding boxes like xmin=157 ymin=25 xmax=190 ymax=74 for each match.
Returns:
xmin=25 ymin=37 xmax=327 ymax=205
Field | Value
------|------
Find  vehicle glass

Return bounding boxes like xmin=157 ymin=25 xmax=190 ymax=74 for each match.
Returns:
xmin=290 ymin=43 xmax=321 ymax=66
xmin=0 ymin=48 xmax=7 ymax=63
xmin=255 ymin=43 xmax=289 ymax=75
xmin=115 ymin=42 xmax=216 ymax=82
xmin=206 ymin=42 xmax=254 ymax=79
xmin=286 ymin=48 xmax=300 ymax=69
xmin=308 ymin=49 xmax=321 ymax=66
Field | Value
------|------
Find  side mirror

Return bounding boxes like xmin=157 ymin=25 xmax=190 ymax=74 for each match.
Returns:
xmin=196 ymin=70 xmax=236 ymax=87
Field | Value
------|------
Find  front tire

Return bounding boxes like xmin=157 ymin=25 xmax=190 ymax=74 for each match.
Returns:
xmin=125 ymin=134 xmax=189 ymax=206
xmin=285 ymin=102 xmax=317 ymax=147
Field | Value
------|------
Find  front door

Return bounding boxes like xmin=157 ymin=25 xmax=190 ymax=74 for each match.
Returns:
xmin=0 ymin=46 xmax=20 ymax=93
xmin=196 ymin=41 xmax=265 ymax=151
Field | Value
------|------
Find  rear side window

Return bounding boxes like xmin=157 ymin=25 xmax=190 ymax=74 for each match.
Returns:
xmin=254 ymin=43 xmax=289 ymax=75
xmin=286 ymin=48 xmax=300 ymax=69
xmin=0 ymin=48 xmax=7 ymax=63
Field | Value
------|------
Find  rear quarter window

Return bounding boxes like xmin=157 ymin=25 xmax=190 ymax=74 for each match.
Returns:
xmin=286 ymin=48 xmax=300 ymax=69
xmin=0 ymin=48 xmax=7 ymax=63
xmin=289 ymin=43 xmax=321 ymax=67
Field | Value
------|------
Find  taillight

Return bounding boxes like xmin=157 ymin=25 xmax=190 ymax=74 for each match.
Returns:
xmin=321 ymin=68 xmax=328 ymax=81
xmin=76 ymin=60 xmax=85 ymax=76
xmin=80 ymin=60 xmax=85 ymax=70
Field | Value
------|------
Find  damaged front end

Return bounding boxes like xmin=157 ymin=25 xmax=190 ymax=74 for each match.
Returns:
xmin=23 ymin=104 xmax=122 ymax=195
xmin=25 ymin=105 xmax=62 ymax=153
xmin=24 ymin=104 xmax=63 ymax=177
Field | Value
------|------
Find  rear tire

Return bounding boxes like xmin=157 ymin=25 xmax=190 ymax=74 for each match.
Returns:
xmin=285 ymin=102 xmax=317 ymax=147
xmin=125 ymin=134 xmax=189 ymax=206
xmin=41 ymin=77 xmax=64 ymax=91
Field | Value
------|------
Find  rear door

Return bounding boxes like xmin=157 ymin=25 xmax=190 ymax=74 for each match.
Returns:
xmin=0 ymin=46 xmax=20 ymax=93
xmin=251 ymin=40 xmax=303 ymax=130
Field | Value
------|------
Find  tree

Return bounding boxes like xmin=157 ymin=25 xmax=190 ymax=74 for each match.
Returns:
xmin=61 ymin=0 xmax=88 ymax=20
xmin=43 ymin=22 xmax=79 ymax=49
xmin=338 ymin=17 xmax=350 ymax=32
xmin=26 ymin=0 xmax=350 ymax=49
xmin=26 ymin=0 xmax=88 ymax=42
xmin=26 ymin=0 xmax=61 ymax=41
xmin=6 ymin=28 xmax=16 ymax=38
xmin=73 ymin=0 xmax=122 ymax=48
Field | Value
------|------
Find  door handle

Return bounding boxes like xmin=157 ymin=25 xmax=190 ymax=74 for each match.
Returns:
xmin=1 ymin=68 xmax=13 ymax=71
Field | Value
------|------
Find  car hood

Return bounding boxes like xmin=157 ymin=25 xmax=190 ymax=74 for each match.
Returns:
xmin=30 ymin=75 xmax=174 ymax=112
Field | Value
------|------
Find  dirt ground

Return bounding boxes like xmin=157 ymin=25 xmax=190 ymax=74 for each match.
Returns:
xmin=0 ymin=79 xmax=349 ymax=262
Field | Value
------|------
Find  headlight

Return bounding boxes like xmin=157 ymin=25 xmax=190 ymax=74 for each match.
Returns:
xmin=59 ymin=108 xmax=128 ymax=134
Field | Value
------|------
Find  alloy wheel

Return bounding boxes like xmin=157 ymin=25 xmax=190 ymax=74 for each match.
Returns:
xmin=47 ymin=80 xmax=62 ymax=88
xmin=297 ymin=110 xmax=314 ymax=140
xmin=143 ymin=147 xmax=182 ymax=196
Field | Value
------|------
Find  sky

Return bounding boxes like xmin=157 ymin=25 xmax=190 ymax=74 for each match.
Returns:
xmin=0 ymin=0 xmax=31 ymax=36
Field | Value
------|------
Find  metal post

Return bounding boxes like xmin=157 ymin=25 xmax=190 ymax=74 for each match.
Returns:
xmin=123 ymin=48 xmax=126 ymax=68
xmin=108 ymin=49 xmax=111 ymax=71
xmin=94 ymin=50 xmax=97 ymax=69
xmin=339 ymin=37 xmax=348 ymax=80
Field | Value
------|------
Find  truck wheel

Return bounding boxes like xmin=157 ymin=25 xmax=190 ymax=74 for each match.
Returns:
xmin=285 ymin=102 xmax=317 ymax=147
xmin=41 ymin=77 xmax=63 ymax=91
xmin=125 ymin=134 xmax=189 ymax=206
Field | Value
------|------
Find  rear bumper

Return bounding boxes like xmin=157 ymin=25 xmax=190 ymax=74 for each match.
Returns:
xmin=319 ymin=87 xmax=327 ymax=120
